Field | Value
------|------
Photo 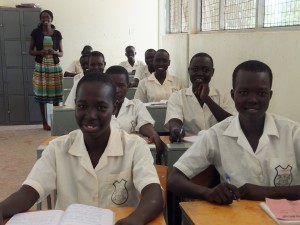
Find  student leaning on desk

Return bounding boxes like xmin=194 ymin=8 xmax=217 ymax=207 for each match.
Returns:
xmin=165 ymin=52 xmax=236 ymax=143
xmin=0 ymin=73 xmax=163 ymax=225
xmin=168 ymin=60 xmax=300 ymax=205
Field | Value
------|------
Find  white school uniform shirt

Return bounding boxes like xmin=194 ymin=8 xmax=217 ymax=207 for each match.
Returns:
xmin=119 ymin=60 xmax=145 ymax=74
xmin=73 ymin=72 xmax=84 ymax=83
xmin=165 ymin=86 xmax=236 ymax=135
xmin=134 ymin=73 xmax=185 ymax=103
xmin=66 ymin=59 xmax=82 ymax=74
xmin=111 ymin=98 xmax=154 ymax=133
xmin=64 ymin=80 xmax=79 ymax=108
xmin=23 ymin=127 xmax=160 ymax=210
xmin=174 ymin=113 xmax=300 ymax=188
xmin=134 ymin=65 xmax=152 ymax=81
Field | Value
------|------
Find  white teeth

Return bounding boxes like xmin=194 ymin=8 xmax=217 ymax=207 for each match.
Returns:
xmin=87 ymin=125 xmax=94 ymax=128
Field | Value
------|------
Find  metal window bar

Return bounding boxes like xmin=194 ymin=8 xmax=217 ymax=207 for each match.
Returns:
xmin=264 ymin=0 xmax=300 ymax=27
xmin=181 ymin=0 xmax=190 ymax=32
xmin=170 ymin=0 xmax=180 ymax=32
xmin=201 ymin=0 xmax=220 ymax=31
xmin=224 ymin=0 xmax=257 ymax=30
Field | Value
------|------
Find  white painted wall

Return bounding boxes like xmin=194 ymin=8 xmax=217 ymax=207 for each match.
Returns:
xmin=162 ymin=33 xmax=189 ymax=87
xmin=1 ymin=0 xmax=159 ymax=69
xmin=163 ymin=30 xmax=300 ymax=123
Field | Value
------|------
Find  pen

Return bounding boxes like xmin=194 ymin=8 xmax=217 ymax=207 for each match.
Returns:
xmin=177 ymin=125 xmax=184 ymax=143
xmin=225 ymin=173 xmax=237 ymax=200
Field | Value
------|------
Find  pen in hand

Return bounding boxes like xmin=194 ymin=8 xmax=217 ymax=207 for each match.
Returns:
xmin=225 ymin=173 xmax=238 ymax=200
xmin=176 ymin=125 xmax=184 ymax=143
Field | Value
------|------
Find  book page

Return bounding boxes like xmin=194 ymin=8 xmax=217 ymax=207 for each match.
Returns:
xmin=6 ymin=210 xmax=64 ymax=225
xmin=60 ymin=204 xmax=114 ymax=225
xmin=260 ymin=202 xmax=300 ymax=225
xmin=266 ymin=198 xmax=300 ymax=221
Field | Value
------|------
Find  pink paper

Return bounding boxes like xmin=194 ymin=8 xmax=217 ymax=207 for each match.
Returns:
xmin=266 ymin=198 xmax=300 ymax=221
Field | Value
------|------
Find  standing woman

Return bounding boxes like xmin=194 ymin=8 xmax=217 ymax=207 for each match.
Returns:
xmin=29 ymin=10 xmax=63 ymax=130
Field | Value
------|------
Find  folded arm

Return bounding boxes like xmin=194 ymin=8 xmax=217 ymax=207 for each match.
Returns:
xmin=115 ymin=183 xmax=163 ymax=225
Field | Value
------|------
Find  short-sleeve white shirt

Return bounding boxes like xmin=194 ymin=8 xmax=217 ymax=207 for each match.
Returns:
xmin=66 ymin=59 xmax=82 ymax=74
xmin=174 ymin=113 xmax=300 ymax=188
xmin=134 ymin=65 xmax=152 ymax=81
xmin=23 ymin=127 xmax=160 ymax=209
xmin=111 ymin=98 xmax=155 ymax=133
xmin=119 ymin=60 xmax=145 ymax=74
xmin=64 ymin=80 xmax=79 ymax=108
xmin=165 ymin=86 xmax=236 ymax=135
xmin=134 ymin=73 xmax=185 ymax=103
xmin=73 ymin=73 xmax=84 ymax=83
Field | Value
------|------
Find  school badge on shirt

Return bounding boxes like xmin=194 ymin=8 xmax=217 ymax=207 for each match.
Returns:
xmin=274 ymin=165 xmax=293 ymax=186
xmin=111 ymin=179 xmax=128 ymax=205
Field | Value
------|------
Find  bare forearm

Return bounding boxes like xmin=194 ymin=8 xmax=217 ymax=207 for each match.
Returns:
xmin=168 ymin=168 xmax=209 ymax=199
xmin=139 ymin=124 xmax=157 ymax=138
xmin=203 ymin=97 xmax=232 ymax=122
xmin=0 ymin=185 xmax=39 ymax=219
xmin=130 ymin=184 xmax=163 ymax=224
xmin=239 ymin=183 xmax=300 ymax=201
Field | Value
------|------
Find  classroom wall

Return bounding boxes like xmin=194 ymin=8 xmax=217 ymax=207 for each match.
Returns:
xmin=0 ymin=0 xmax=159 ymax=69
xmin=163 ymin=29 xmax=300 ymax=123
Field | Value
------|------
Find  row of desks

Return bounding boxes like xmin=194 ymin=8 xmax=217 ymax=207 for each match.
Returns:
xmin=36 ymin=137 xmax=277 ymax=225
xmin=51 ymin=104 xmax=168 ymax=136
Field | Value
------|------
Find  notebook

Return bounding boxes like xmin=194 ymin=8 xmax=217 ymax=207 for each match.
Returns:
xmin=6 ymin=204 xmax=114 ymax=225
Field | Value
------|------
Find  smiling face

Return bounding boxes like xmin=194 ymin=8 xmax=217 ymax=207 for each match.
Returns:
xmin=125 ymin=47 xmax=136 ymax=61
xmin=88 ymin=56 xmax=106 ymax=73
xmin=40 ymin=11 xmax=52 ymax=26
xmin=75 ymin=82 xmax=115 ymax=139
xmin=153 ymin=51 xmax=170 ymax=74
xmin=80 ymin=56 xmax=89 ymax=73
xmin=145 ymin=50 xmax=156 ymax=71
xmin=188 ymin=56 xmax=214 ymax=87
xmin=110 ymin=73 xmax=129 ymax=104
xmin=231 ymin=69 xmax=272 ymax=122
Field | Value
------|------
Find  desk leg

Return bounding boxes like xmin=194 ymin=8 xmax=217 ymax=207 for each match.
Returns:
xmin=167 ymin=190 xmax=182 ymax=225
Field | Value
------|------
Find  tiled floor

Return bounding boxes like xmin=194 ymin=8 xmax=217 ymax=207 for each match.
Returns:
xmin=0 ymin=125 xmax=50 ymax=208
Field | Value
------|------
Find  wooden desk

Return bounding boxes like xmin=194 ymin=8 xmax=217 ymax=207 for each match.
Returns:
xmin=4 ymin=208 xmax=166 ymax=225
xmin=180 ymin=200 xmax=276 ymax=225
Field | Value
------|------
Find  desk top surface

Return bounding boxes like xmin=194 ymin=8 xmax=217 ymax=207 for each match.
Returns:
xmin=4 ymin=208 xmax=165 ymax=225
xmin=180 ymin=200 xmax=276 ymax=225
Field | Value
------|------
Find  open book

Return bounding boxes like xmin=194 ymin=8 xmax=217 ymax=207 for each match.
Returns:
xmin=6 ymin=204 xmax=114 ymax=225
xmin=260 ymin=199 xmax=300 ymax=225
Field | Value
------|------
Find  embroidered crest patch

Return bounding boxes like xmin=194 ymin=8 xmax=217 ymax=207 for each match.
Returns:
xmin=274 ymin=165 xmax=293 ymax=186
xmin=111 ymin=179 xmax=128 ymax=205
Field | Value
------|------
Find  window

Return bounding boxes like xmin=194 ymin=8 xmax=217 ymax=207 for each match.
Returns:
xmin=168 ymin=0 xmax=300 ymax=33
xmin=169 ymin=0 xmax=189 ymax=33
xmin=264 ymin=0 xmax=300 ymax=27
xmin=224 ymin=0 xmax=257 ymax=29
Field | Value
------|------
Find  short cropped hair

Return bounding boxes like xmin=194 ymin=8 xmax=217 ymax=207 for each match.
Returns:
xmin=232 ymin=60 xmax=273 ymax=88
xmin=125 ymin=45 xmax=135 ymax=51
xmin=88 ymin=51 xmax=105 ymax=62
xmin=76 ymin=72 xmax=116 ymax=103
xmin=155 ymin=49 xmax=170 ymax=58
xmin=145 ymin=49 xmax=156 ymax=55
xmin=81 ymin=45 xmax=92 ymax=55
xmin=106 ymin=66 xmax=129 ymax=83
xmin=190 ymin=52 xmax=214 ymax=67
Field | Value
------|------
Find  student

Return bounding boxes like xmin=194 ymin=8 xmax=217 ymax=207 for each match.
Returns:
xmin=73 ymin=54 xmax=89 ymax=82
xmin=64 ymin=45 xmax=93 ymax=77
xmin=119 ymin=45 xmax=145 ymax=75
xmin=168 ymin=60 xmax=300 ymax=205
xmin=65 ymin=51 xmax=106 ymax=107
xmin=165 ymin=53 xmax=235 ymax=142
xmin=134 ymin=49 xmax=184 ymax=103
xmin=0 ymin=73 xmax=163 ymax=225
xmin=106 ymin=65 xmax=163 ymax=163
xmin=130 ymin=49 xmax=156 ymax=87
